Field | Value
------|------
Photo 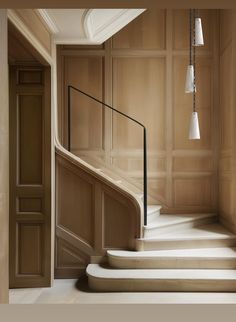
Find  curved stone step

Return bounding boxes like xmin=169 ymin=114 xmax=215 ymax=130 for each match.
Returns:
xmin=147 ymin=205 xmax=162 ymax=222
xmin=143 ymin=213 xmax=217 ymax=238
xmin=107 ymin=248 xmax=236 ymax=269
xmin=87 ymin=264 xmax=236 ymax=292
xmin=137 ymin=223 xmax=236 ymax=251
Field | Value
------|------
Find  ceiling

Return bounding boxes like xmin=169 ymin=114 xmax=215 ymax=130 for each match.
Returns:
xmin=37 ymin=9 xmax=146 ymax=44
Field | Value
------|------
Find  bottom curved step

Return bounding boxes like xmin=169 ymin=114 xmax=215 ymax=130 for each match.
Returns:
xmin=86 ymin=264 xmax=236 ymax=292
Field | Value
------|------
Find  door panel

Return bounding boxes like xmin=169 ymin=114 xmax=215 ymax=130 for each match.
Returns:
xmin=9 ymin=66 xmax=51 ymax=288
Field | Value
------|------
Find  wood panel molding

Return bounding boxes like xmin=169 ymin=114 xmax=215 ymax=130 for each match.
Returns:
xmin=55 ymin=9 xmax=221 ymax=276
xmin=0 ymin=9 xmax=9 ymax=304
xmin=8 ymin=9 xmax=52 ymax=64
xmin=9 ymin=66 xmax=51 ymax=288
xmin=218 ymin=10 xmax=236 ymax=232
xmin=55 ymin=147 xmax=142 ymax=277
xmin=57 ymin=9 xmax=219 ymax=214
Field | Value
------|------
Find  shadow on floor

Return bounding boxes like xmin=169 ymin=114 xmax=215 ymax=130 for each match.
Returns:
xmin=74 ymin=275 xmax=95 ymax=293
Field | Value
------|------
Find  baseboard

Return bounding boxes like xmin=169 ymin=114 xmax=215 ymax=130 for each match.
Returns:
xmin=54 ymin=267 xmax=86 ymax=279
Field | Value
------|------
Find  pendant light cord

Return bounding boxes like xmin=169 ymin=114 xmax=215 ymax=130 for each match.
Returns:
xmin=189 ymin=9 xmax=192 ymax=65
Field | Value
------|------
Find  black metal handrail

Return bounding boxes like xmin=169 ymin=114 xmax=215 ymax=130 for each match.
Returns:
xmin=67 ymin=85 xmax=148 ymax=226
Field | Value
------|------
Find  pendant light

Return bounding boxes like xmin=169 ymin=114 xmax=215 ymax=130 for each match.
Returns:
xmin=194 ymin=10 xmax=204 ymax=46
xmin=185 ymin=9 xmax=195 ymax=93
xmin=188 ymin=9 xmax=200 ymax=140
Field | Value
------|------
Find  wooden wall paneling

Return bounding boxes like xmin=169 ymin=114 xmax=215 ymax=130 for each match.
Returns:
xmin=8 ymin=21 xmax=49 ymax=67
xmin=55 ymin=237 xmax=90 ymax=278
xmin=173 ymin=10 xmax=213 ymax=52
xmin=12 ymin=9 xmax=52 ymax=55
xmin=104 ymin=39 xmax=113 ymax=165
xmin=56 ymin=46 xmax=64 ymax=145
xmin=219 ymin=10 xmax=233 ymax=230
xmin=63 ymin=54 xmax=105 ymax=155
xmin=165 ymin=10 xmax=174 ymax=208
xmin=212 ymin=11 xmax=220 ymax=215
xmin=111 ymin=55 xmax=166 ymax=203
xmin=171 ymin=9 xmax=218 ymax=213
xmin=9 ymin=66 xmax=51 ymax=288
xmin=57 ymin=9 xmax=219 ymax=215
xmin=219 ymin=10 xmax=236 ymax=232
xmin=55 ymin=9 xmax=220 ymax=275
xmin=0 ymin=9 xmax=9 ymax=304
xmin=55 ymin=150 xmax=142 ymax=277
xmin=103 ymin=187 xmax=138 ymax=249
xmin=112 ymin=9 xmax=166 ymax=49
xmin=56 ymin=157 xmax=95 ymax=247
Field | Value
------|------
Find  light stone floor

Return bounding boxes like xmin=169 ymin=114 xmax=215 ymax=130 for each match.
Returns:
xmin=9 ymin=277 xmax=236 ymax=304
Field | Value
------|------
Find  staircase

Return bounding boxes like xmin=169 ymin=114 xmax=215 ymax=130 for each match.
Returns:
xmin=66 ymin=85 xmax=236 ymax=292
xmin=87 ymin=211 xmax=236 ymax=292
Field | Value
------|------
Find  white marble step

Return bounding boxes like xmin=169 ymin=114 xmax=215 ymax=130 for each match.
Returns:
xmin=107 ymin=247 xmax=236 ymax=269
xmin=87 ymin=264 xmax=236 ymax=292
xmin=137 ymin=223 xmax=236 ymax=251
xmin=147 ymin=205 xmax=162 ymax=221
xmin=143 ymin=213 xmax=217 ymax=237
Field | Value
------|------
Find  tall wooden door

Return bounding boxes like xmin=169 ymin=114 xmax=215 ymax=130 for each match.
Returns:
xmin=9 ymin=66 xmax=51 ymax=288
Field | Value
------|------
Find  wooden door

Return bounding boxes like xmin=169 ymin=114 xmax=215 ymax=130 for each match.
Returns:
xmin=9 ymin=66 xmax=51 ymax=288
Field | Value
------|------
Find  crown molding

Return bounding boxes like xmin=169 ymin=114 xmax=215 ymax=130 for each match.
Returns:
xmin=37 ymin=9 xmax=59 ymax=34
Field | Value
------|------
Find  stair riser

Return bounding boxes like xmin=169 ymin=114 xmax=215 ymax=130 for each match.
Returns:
xmin=147 ymin=211 xmax=161 ymax=222
xmin=143 ymin=216 xmax=217 ymax=238
xmin=108 ymin=257 xmax=236 ymax=269
xmin=88 ymin=277 xmax=236 ymax=292
xmin=136 ymin=238 xmax=236 ymax=251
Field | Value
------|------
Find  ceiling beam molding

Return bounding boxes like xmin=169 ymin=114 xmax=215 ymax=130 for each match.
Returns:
xmin=37 ymin=8 xmax=146 ymax=44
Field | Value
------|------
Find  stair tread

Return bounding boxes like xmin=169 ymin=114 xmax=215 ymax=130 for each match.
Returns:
xmin=145 ymin=213 xmax=216 ymax=229
xmin=140 ymin=223 xmax=236 ymax=241
xmin=87 ymin=264 xmax=236 ymax=280
xmin=107 ymin=247 xmax=236 ymax=259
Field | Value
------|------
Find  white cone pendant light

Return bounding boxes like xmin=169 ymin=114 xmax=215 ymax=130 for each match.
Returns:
xmin=186 ymin=9 xmax=202 ymax=140
xmin=194 ymin=17 xmax=204 ymax=46
xmin=185 ymin=65 xmax=195 ymax=93
xmin=189 ymin=111 xmax=200 ymax=139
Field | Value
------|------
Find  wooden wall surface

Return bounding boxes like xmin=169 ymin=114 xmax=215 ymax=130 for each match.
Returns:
xmin=0 ymin=9 xmax=9 ymax=304
xmin=57 ymin=9 xmax=219 ymax=214
xmin=55 ymin=150 xmax=141 ymax=278
xmin=10 ymin=9 xmax=52 ymax=55
xmin=219 ymin=10 xmax=236 ymax=232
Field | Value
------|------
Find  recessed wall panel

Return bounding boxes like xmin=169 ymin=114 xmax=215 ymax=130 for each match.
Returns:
xmin=18 ymin=223 xmax=43 ymax=275
xmin=18 ymin=95 xmax=43 ymax=185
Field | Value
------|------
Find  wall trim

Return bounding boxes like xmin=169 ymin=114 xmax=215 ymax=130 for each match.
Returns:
xmin=7 ymin=9 xmax=53 ymax=65
xmin=37 ymin=9 xmax=59 ymax=34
